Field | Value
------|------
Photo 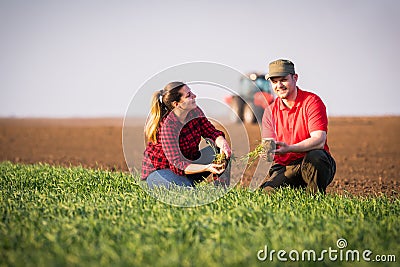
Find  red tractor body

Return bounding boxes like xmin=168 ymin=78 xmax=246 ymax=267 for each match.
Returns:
xmin=225 ymin=73 xmax=275 ymax=123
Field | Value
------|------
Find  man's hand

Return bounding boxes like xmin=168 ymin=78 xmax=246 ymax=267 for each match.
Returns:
xmin=274 ymin=141 xmax=291 ymax=154
xmin=274 ymin=131 xmax=326 ymax=154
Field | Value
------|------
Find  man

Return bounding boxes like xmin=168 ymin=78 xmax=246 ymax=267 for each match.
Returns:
xmin=260 ymin=59 xmax=336 ymax=194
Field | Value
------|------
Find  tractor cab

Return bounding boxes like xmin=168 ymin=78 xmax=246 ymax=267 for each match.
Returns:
xmin=225 ymin=73 xmax=275 ymax=124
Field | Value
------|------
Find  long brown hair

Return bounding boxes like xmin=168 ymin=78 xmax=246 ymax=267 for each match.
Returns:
xmin=144 ymin=81 xmax=186 ymax=143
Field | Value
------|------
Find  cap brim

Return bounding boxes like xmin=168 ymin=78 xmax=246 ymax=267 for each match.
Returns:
xmin=266 ymin=72 xmax=291 ymax=79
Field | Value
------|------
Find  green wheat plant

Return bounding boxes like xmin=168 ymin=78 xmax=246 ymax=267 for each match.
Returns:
xmin=241 ymin=139 xmax=275 ymax=166
xmin=0 ymin=161 xmax=398 ymax=267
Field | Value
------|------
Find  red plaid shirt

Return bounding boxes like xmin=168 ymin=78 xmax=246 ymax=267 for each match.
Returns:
xmin=141 ymin=107 xmax=224 ymax=179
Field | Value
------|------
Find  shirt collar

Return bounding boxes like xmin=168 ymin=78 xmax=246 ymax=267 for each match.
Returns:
xmin=279 ymin=87 xmax=303 ymax=110
xmin=163 ymin=110 xmax=180 ymax=126
xmin=163 ymin=107 xmax=199 ymax=126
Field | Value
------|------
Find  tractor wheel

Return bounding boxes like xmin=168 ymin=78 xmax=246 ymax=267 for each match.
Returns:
xmin=243 ymin=104 xmax=256 ymax=124
xmin=229 ymin=96 xmax=244 ymax=123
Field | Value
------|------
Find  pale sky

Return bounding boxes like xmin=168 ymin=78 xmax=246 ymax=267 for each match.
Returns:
xmin=1 ymin=0 xmax=399 ymax=118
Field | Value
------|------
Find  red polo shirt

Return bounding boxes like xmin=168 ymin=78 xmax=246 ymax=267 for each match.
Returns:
xmin=262 ymin=88 xmax=330 ymax=166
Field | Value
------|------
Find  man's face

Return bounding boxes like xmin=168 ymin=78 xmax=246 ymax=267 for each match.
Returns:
xmin=270 ymin=74 xmax=298 ymax=100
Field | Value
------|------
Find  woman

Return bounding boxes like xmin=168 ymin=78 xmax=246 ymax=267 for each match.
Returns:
xmin=141 ymin=81 xmax=231 ymax=188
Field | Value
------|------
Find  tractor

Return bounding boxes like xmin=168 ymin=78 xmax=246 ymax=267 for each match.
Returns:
xmin=224 ymin=73 xmax=275 ymax=124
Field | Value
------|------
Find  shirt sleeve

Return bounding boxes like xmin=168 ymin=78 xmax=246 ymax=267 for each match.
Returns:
xmin=160 ymin=115 xmax=191 ymax=175
xmin=196 ymin=108 xmax=225 ymax=141
xmin=306 ymin=94 xmax=328 ymax=133
xmin=262 ymin=102 xmax=277 ymax=139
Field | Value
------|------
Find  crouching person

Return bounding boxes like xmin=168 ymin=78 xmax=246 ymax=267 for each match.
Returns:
xmin=141 ymin=81 xmax=231 ymax=189
xmin=260 ymin=59 xmax=336 ymax=194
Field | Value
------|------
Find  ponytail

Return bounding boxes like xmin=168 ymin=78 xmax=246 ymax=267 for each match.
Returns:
xmin=144 ymin=81 xmax=186 ymax=143
xmin=145 ymin=90 xmax=166 ymax=143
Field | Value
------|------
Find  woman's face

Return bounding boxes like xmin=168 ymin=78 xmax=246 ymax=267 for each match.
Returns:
xmin=176 ymin=85 xmax=197 ymax=111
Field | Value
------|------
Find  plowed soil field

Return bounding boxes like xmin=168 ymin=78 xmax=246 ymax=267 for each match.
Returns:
xmin=1 ymin=117 xmax=399 ymax=197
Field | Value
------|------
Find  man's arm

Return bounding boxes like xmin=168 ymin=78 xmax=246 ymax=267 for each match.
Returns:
xmin=275 ymin=130 xmax=326 ymax=154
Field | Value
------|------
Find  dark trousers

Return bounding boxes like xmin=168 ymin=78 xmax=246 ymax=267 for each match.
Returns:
xmin=261 ymin=150 xmax=336 ymax=194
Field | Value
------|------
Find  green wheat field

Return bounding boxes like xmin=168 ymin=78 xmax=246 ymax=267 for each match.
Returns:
xmin=1 ymin=161 xmax=399 ymax=266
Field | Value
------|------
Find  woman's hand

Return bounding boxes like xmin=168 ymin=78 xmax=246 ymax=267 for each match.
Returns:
xmin=215 ymin=136 xmax=231 ymax=158
xmin=206 ymin=163 xmax=226 ymax=174
xmin=184 ymin=163 xmax=225 ymax=175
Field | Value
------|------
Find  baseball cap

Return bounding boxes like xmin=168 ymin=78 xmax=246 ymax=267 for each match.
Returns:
xmin=266 ymin=59 xmax=295 ymax=79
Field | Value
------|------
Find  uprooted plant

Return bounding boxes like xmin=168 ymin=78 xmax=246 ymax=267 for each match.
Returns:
xmin=241 ymin=139 xmax=276 ymax=167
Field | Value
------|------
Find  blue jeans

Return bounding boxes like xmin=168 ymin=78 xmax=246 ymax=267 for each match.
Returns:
xmin=145 ymin=145 xmax=230 ymax=189
xmin=146 ymin=169 xmax=195 ymax=189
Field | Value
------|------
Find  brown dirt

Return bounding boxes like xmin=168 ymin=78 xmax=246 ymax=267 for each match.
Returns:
xmin=1 ymin=117 xmax=399 ymax=197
